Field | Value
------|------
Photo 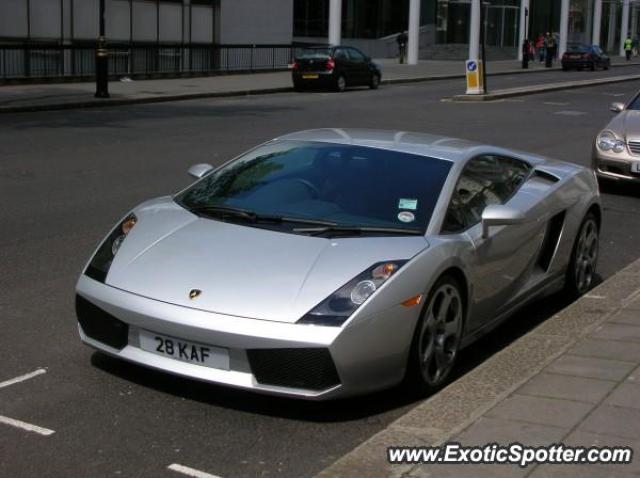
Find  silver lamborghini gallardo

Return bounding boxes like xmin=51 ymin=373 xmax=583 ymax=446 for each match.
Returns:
xmin=76 ymin=129 xmax=601 ymax=399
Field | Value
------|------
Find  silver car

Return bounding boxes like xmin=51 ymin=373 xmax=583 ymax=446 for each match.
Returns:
xmin=593 ymin=94 xmax=640 ymax=184
xmin=76 ymin=129 xmax=601 ymax=400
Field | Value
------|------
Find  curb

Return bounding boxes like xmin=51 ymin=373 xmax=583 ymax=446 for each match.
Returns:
xmin=2 ymin=61 xmax=640 ymax=113
xmin=449 ymin=73 xmax=640 ymax=102
xmin=314 ymin=258 xmax=640 ymax=478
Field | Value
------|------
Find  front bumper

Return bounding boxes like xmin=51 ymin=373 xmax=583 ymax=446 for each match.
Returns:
xmin=76 ymin=275 xmax=415 ymax=399
xmin=593 ymin=147 xmax=640 ymax=184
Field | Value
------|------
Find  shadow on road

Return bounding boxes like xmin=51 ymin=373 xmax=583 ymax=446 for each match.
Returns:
xmin=90 ymin=277 xmax=600 ymax=424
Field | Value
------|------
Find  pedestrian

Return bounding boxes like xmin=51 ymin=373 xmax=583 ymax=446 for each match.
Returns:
xmin=536 ymin=34 xmax=545 ymax=63
xmin=545 ymin=32 xmax=556 ymax=68
xmin=625 ymin=35 xmax=633 ymax=61
xmin=633 ymin=36 xmax=639 ymax=57
xmin=397 ymin=31 xmax=408 ymax=64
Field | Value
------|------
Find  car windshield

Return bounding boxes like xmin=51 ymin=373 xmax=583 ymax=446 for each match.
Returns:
xmin=297 ymin=48 xmax=331 ymax=59
xmin=567 ymin=44 xmax=591 ymax=53
xmin=176 ymin=140 xmax=452 ymax=235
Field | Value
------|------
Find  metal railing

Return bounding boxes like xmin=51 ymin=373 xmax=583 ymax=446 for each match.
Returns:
xmin=0 ymin=43 xmax=296 ymax=81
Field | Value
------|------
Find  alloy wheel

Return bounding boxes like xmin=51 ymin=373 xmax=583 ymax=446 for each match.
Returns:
xmin=417 ymin=282 xmax=463 ymax=386
xmin=574 ymin=218 xmax=599 ymax=294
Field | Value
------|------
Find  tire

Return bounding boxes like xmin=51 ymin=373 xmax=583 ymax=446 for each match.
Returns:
xmin=404 ymin=274 xmax=465 ymax=395
xmin=293 ymin=82 xmax=304 ymax=92
xmin=565 ymin=212 xmax=599 ymax=298
xmin=590 ymin=61 xmax=596 ymax=71
xmin=369 ymin=73 xmax=381 ymax=90
xmin=604 ymin=61 xmax=610 ymax=70
xmin=562 ymin=65 xmax=569 ymax=71
xmin=334 ymin=74 xmax=347 ymax=93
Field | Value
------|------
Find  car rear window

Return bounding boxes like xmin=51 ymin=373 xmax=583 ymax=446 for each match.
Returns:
xmin=567 ymin=44 xmax=590 ymax=53
xmin=297 ymin=48 xmax=331 ymax=59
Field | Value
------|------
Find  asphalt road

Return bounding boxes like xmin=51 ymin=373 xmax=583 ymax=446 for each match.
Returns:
xmin=1 ymin=69 xmax=640 ymax=478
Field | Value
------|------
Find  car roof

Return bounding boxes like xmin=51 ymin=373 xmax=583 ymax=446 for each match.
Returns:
xmin=274 ymin=128 xmax=487 ymax=163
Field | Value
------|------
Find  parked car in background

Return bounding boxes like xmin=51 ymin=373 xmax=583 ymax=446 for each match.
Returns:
xmin=292 ymin=46 xmax=382 ymax=92
xmin=593 ymin=91 xmax=640 ymax=184
xmin=562 ymin=44 xmax=610 ymax=71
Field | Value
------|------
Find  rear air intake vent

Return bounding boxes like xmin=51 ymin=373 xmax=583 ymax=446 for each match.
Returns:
xmin=247 ymin=348 xmax=340 ymax=391
xmin=76 ymin=295 xmax=129 ymax=350
xmin=532 ymin=169 xmax=560 ymax=184
xmin=537 ymin=211 xmax=566 ymax=271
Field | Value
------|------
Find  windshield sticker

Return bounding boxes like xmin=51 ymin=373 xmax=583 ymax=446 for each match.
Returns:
xmin=398 ymin=211 xmax=415 ymax=223
xmin=398 ymin=198 xmax=418 ymax=210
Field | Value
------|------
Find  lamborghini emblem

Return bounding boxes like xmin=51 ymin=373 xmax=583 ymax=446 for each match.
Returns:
xmin=189 ymin=289 xmax=202 ymax=300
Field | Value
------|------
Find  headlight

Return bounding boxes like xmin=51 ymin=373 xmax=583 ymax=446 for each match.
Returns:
xmin=597 ymin=131 xmax=626 ymax=153
xmin=85 ymin=213 xmax=137 ymax=283
xmin=297 ymin=261 xmax=407 ymax=327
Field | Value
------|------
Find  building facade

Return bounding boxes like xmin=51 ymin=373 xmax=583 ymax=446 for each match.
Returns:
xmin=294 ymin=0 xmax=640 ymax=59
xmin=0 ymin=0 xmax=293 ymax=45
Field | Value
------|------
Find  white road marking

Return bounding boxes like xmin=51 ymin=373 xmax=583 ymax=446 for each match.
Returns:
xmin=0 ymin=415 xmax=55 ymax=436
xmin=585 ymin=294 xmax=607 ymax=299
xmin=0 ymin=368 xmax=46 ymax=390
xmin=603 ymin=92 xmax=626 ymax=97
xmin=544 ymin=101 xmax=569 ymax=106
xmin=168 ymin=464 xmax=222 ymax=478
xmin=554 ymin=110 xmax=587 ymax=116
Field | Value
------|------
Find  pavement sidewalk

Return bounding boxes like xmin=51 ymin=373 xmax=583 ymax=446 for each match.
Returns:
xmin=317 ymin=257 xmax=640 ymax=478
xmin=2 ymin=57 xmax=640 ymax=113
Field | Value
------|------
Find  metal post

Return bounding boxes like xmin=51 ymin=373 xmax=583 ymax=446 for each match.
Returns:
xmin=469 ymin=0 xmax=481 ymax=60
xmin=559 ymin=0 xmax=569 ymax=58
xmin=95 ymin=0 xmax=109 ymax=98
xmin=620 ymin=0 xmax=630 ymax=57
xmin=407 ymin=0 xmax=421 ymax=65
xmin=593 ymin=0 xmax=602 ymax=46
xmin=328 ymin=0 xmax=342 ymax=46
xmin=522 ymin=7 xmax=529 ymax=68
xmin=481 ymin=1 xmax=487 ymax=93
xmin=518 ymin=0 xmax=530 ymax=61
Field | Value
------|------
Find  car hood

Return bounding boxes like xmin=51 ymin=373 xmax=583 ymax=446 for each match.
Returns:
xmin=607 ymin=110 xmax=640 ymax=140
xmin=106 ymin=198 xmax=429 ymax=323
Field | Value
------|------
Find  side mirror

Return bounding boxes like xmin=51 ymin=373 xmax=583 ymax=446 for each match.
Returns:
xmin=481 ymin=204 xmax=526 ymax=239
xmin=610 ymin=102 xmax=625 ymax=113
xmin=187 ymin=163 xmax=213 ymax=179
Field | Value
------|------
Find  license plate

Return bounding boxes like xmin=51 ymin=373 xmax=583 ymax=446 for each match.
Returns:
xmin=302 ymin=74 xmax=319 ymax=79
xmin=139 ymin=330 xmax=230 ymax=370
xmin=632 ymin=162 xmax=640 ymax=173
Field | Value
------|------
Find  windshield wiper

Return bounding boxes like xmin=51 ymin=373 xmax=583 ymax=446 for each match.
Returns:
xmin=190 ymin=205 xmax=259 ymax=221
xmin=190 ymin=205 xmax=339 ymax=227
xmin=292 ymin=225 xmax=424 ymax=236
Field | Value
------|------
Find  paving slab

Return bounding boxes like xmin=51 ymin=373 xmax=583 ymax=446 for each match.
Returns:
xmin=544 ymin=354 xmax=636 ymax=382
xmin=578 ymin=405 xmax=640 ymax=441
xmin=484 ymin=394 xmax=594 ymax=429
xmin=515 ymin=372 xmax=617 ymax=404
xmin=603 ymin=382 xmax=640 ymax=409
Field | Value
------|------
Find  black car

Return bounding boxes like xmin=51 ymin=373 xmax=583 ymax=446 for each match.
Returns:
xmin=561 ymin=44 xmax=610 ymax=71
xmin=292 ymin=46 xmax=382 ymax=92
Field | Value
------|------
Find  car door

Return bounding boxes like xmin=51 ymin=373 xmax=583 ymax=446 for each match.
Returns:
xmin=333 ymin=47 xmax=352 ymax=82
xmin=442 ymin=155 xmax=543 ymax=332
xmin=346 ymin=47 xmax=369 ymax=85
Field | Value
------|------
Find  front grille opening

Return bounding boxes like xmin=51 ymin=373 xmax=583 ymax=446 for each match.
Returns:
xmin=76 ymin=295 xmax=129 ymax=350
xmin=247 ymin=348 xmax=340 ymax=391
xmin=627 ymin=141 xmax=640 ymax=156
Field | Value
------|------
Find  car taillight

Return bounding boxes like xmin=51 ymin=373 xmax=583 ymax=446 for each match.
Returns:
xmin=583 ymin=53 xmax=593 ymax=59
xmin=292 ymin=61 xmax=299 ymax=70
xmin=327 ymin=58 xmax=336 ymax=71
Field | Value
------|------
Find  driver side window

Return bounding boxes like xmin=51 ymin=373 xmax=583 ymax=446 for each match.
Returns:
xmin=442 ymin=155 xmax=531 ymax=234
